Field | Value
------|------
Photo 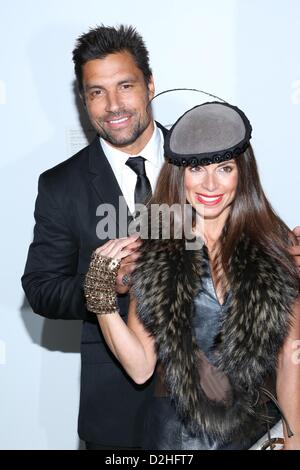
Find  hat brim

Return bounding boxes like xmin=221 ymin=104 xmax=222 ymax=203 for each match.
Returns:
xmin=164 ymin=101 xmax=252 ymax=167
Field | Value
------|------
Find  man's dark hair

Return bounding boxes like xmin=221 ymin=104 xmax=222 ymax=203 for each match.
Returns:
xmin=72 ymin=24 xmax=152 ymax=94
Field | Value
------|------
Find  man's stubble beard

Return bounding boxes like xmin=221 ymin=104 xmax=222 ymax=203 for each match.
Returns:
xmin=97 ymin=108 xmax=153 ymax=148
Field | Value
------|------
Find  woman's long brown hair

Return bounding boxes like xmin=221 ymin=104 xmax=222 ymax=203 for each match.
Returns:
xmin=150 ymin=145 xmax=299 ymax=283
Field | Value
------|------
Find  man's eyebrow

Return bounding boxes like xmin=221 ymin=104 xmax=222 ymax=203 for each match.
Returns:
xmin=85 ymin=78 xmax=137 ymax=91
xmin=118 ymin=78 xmax=138 ymax=85
xmin=84 ymin=84 xmax=103 ymax=91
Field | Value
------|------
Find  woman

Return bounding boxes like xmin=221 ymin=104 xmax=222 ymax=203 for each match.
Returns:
xmin=84 ymin=102 xmax=300 ymax=450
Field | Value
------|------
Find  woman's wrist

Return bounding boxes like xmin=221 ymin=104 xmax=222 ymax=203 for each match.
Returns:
xmin=84 ymin=251 xmax=121 ymax=315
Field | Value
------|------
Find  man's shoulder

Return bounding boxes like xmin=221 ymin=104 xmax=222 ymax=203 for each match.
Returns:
xmin=41 ymin=141 xmax=92 ymax=180
xmin=37 ymin=137 xmax=102 ymax=195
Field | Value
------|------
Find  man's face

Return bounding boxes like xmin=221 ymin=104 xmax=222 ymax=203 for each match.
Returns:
xmin=82 ymin=51 xmax=155 ymax=154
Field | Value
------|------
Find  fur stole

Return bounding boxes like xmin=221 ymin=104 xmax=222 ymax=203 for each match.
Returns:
xmin=132 ymin=236 xmax=298 ymax=441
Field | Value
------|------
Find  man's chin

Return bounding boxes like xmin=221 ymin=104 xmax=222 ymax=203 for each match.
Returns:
xmin=103 ymin=136 xmax=137 ymax=147
xmin=100 ymin=129 xmax=142 ymax=148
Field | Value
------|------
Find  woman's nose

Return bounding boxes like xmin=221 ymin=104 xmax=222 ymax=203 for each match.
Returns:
xmin=201 ymin=172 xmax=218 ymax=192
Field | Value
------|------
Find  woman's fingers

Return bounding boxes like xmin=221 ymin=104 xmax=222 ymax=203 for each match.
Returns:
xmin=115 ymin=261 xmax=139 ymax=294
xmin=95 ymin=239 xmax=115 ymax=255
xmin=292 ymin=226 xmax=300 ymax=240
xmin=120 ymin=251 xmax=141 ymax=265
xmin=95 ymin=234 xmax=140 ymax=259
xmin=92 ymin=234 xmax=142 ymax=294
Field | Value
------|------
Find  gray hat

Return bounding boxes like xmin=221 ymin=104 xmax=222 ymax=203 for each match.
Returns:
xmin=164 ymin=101 xmax=252 ymax=167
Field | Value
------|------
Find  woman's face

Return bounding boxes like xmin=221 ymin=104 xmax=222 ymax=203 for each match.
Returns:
xmin=184 ymin=159 xmax=238 ymax=221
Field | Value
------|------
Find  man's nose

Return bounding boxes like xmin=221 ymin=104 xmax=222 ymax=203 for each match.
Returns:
xmin=105 ymin=91 xmax=122 ymax=113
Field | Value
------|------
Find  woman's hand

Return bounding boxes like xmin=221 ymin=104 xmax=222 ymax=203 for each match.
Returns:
xmin=281 ymin=438 xmax=300 ymax=450
xmin=289 ymin=226 xmax=300 ymax=269
xmin=95 ymin=234 xmax=141 ymax=294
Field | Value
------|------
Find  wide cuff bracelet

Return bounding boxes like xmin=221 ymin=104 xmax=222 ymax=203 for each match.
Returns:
xmin=84 ymin=252 xmax=121 ymax=315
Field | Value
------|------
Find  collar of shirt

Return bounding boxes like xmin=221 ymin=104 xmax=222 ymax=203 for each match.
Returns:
xmin=100 ymin=123 xmax=164 ymax=214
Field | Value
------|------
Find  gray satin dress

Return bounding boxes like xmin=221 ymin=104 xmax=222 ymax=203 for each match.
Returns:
xmin=142 ymin=250 xmax=280 ymax=450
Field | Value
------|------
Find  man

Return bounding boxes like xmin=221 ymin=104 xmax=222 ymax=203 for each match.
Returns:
xmin=22 ymin=25 xmax=166 ymax=449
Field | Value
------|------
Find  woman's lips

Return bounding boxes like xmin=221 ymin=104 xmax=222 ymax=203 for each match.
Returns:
xmin=195 ymin=193 xmax=223 ymax=206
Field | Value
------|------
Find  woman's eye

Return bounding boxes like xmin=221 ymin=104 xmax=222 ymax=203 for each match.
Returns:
xmin=190 ymin=166 xmax=203 ymax=172
xmin=219 ymin=166 xmax=233 ymax=173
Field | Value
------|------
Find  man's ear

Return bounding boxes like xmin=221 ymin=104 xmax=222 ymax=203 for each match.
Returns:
xmin=80 ymin=92 xmax=87 ymax=107
xmin=147 ymin=76 xmax=155 ymax=100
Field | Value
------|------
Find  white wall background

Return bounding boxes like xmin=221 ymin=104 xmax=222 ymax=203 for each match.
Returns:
xmin=0 ymin=0 xmax=299 ymax=450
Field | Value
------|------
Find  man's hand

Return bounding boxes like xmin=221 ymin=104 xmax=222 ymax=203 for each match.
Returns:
xmin=95 ymin=234 xmax=141 ymax=294
xmin=290 ymin=227 xmax=300 ymax=269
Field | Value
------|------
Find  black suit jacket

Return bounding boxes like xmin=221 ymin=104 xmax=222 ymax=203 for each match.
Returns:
xmin=22 ymin=126 xmax=166 ymax=446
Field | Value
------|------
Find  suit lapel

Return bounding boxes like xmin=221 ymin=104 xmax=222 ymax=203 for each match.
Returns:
xmin=87 ymin=124 xmax=168 ymax=237
xmin=88 ymin=136 xmax=132 ymax=236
